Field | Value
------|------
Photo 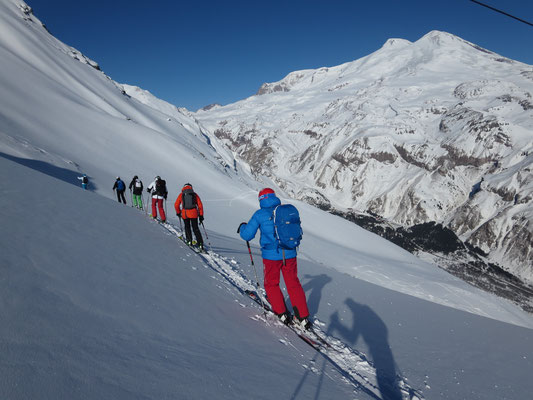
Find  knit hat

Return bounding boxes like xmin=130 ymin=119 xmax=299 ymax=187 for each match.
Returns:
xmin=258 ymin=188 xmax=275 ymax=200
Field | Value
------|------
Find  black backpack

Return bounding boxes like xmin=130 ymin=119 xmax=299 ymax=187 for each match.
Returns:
xmin=82 ymin=176 xmax=88 ymax=184
xmin=182 ymin=188 xmax=197 ymax=209
xmin=155 ymin=179 xmax=167 ymax=196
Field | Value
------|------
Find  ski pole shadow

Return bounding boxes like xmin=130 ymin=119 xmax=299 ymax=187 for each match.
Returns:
xmin=0 ymin=151 xmax=98 ymax=191
xmin=302 ymin=273 xmax=332 ymax=316
xmin=289 ymin=344 xmax=326 ymax=400
xmin=289 ymin=273 xmax=333 ymax=400
xmin=329 ymin=299 xmax=402 ymax=400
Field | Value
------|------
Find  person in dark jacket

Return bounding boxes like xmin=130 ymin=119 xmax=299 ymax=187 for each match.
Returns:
xmin=174 ymin=183 xmax=204 ymax=249
xmin=238 ymin=188 xmax=310 ymax=329
xmin=128 ymin=175 xmax=144 ymax=209
xmin=113 ymin=177 xmax=127 ymax=204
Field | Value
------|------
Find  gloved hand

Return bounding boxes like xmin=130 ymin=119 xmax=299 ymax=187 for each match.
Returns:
xmin=237 ymin=222 xmax=246 ymax=233
xmin=146 ymin=188 xmax=150 ymax=193
xmin=176 ymin=213 xmax=181 ymax=219
xmin=199 ymin=215 xmax=204 ymax=223
xmin=164 ymin=194 xmax=167 ymax=199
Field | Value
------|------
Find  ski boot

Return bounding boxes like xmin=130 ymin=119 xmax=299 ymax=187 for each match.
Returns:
xmin=294 ymin=316 xmax=311 ymax=330
xmin=293 ymin=307 xmax=311 ymax=330
xmin=277 ymin=311 xmax=292 ymax=326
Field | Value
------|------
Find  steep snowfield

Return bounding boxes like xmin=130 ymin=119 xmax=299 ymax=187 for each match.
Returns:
xmin=2 ymin=1 xmax=533 ymax=398
xmin=0 ymin=156 xmax=359 ymax=399
xmin=195 ymin=30 xmax=533 ymax=283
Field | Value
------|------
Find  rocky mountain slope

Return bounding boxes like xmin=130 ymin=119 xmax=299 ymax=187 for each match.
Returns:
xmin=194 ymin=31 xmax=533 ymax=287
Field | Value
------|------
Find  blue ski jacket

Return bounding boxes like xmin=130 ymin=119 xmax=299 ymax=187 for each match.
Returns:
xmin=239 ymin=192 xmax=297 ymax=261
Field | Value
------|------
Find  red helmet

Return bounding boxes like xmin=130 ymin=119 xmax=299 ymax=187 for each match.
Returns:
xmin=258 ymin=188 xmax=275 ymax=200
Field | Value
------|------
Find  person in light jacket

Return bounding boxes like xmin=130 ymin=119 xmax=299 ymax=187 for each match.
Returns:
xmin=147 ymin=176 xmax=167 ymax=222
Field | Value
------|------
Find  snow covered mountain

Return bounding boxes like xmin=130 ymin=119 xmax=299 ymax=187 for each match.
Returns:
xmin=195 ymin=31 xmax=533 ymax=286
xmin=2 ymin=1 xmax=533 ymax=398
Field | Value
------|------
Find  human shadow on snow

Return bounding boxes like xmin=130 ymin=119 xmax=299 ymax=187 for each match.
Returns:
xmin=330 ymin=299 xmax=403 ymax=400
xmin=0 ymin=152 xmax=97 ymax=191
xmin=302 ymin=273 xmax=332 ymax=316
xmin=290 ymin=273 xmax=333 ymax=400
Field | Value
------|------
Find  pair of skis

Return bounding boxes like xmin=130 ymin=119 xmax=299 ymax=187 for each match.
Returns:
xmin=245 ymin=289 xmax=329 ymax=351
xmin=157 ymin=220 xmax=207 ymax=253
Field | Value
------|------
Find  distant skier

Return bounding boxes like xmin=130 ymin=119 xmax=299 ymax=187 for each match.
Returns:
xmin=174 ymin=183 xmax=204 ymax=250
xmin=128 ymin=175 xmax=144 ymax=209
xmin=113 ymin=177 xmax=127 ymax=204
xmin=147 ymin=176 xmax=167 ymax=222
xmin=77 ymin=174 xmax=88 ymax=190
xmin=238 ymin=188 xmax=310 ymax=329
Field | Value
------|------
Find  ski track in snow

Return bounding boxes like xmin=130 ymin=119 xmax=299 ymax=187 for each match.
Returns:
xmin=155 ymin=218 xmax=424 ymax=400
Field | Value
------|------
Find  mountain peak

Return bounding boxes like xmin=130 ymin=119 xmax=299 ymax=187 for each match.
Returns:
xmin=382 ymin=38 xmax=412 ymax=48
xmin=417 ymin=30 xmax=495 ymax=55
xmin=420 ymin=30 xmax=460 ymax=43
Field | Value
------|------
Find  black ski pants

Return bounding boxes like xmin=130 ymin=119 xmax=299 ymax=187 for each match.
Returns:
xmin=116 ymin=190 xmax=126 ymax=204
xmin=184 ymin=218 xmax=203 ymax=245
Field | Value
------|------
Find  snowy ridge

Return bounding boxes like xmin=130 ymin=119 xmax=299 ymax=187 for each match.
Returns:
xmin=196 ymin=30 xmax=533 ymax=284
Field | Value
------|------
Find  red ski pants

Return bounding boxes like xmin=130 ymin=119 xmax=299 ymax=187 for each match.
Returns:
xmin=263 ymin=257 xmax=309 ymax=318
xmin=151 ymin=198 xmax=166 ymax=221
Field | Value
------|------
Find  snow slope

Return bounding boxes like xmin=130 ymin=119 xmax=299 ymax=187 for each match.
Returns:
xmin=3 ymin=129 xmax=533 ymax=400
xmin=0 ymin=155 xmax=359 ymax=399
xmin=1 ymin=1 xmax=533 ymax=398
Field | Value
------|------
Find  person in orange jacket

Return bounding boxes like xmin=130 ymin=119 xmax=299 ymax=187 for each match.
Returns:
xmin=174 ymin=183 xmax=204 ymax=249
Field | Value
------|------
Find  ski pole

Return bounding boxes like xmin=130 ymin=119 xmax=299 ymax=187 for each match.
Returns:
xmin=237 ymin=223 xmax=267 ymax=317
xmin=143 ymin=193 xmax=147 ymax=214
xmin=246 ymin=240 xmax=267 ymax=317
xmin=200 ymin=220 xmax=211 ymax=248
xmin=130 ymin=189 xmax=133 ymax=207
xmin=176 ymin=214 xmax=183 ymax=239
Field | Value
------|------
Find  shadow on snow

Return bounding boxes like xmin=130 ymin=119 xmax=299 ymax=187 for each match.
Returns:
xmin=330 ymin=299 xmax=403 ymax=400
xmin=0 ymin=152 xmax=97 ymax=191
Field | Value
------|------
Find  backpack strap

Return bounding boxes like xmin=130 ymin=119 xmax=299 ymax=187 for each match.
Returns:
xmin=272 ymin=205 xmax=286 ymax=265
xmin=271 ymin=204 xmax=280 ymax=243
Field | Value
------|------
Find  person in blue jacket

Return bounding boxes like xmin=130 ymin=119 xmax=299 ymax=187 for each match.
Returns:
xmin=112 ymin=177 xmax=127 ymax=204
xmin=238 ymin=188 xmax=310 ymax=329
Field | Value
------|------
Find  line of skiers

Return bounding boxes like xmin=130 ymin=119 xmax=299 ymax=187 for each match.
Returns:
xmin=108 ymin=176 xmax=310 ymax=329
xmin=112 ymin=176 xmax=205 ymax=250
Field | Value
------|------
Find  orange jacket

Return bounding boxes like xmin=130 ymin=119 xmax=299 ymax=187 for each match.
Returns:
xmin=174 ymin=185 xmax=204 ymax=219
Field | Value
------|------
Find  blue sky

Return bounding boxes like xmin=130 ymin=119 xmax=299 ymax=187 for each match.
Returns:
xmin=27 ymin=0 xmax=533 ymax=111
